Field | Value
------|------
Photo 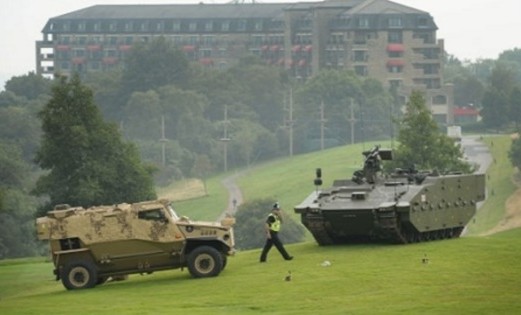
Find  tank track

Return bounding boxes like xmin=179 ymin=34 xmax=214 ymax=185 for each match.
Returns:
xmin=303 ymin=212 xmax=465 ymax=245
xmin=301 ymin=214 xmax=334 ymax=246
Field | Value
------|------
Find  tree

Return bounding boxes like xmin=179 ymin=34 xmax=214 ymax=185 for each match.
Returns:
xmin=510 ymin=87 xmax=521 ymax=130
xmin=233 ymin=198 xmax=305 ymax=250
xmin=4 ymin=72 xmax=52 ymax=100
xmin=392 ymin=91 xmax=470 ymax=172
xmin=121 ymin=37 xmax=190 ymax=95
xmin=191 ymin=154 xmax=213 ymax=195
xmin=34 ymin=74 xmax=156 ymax=213
xmin=509 ymin=133 xmax=521 ymax=170
xmin=480 ymin=65 xmax=517 ymax=130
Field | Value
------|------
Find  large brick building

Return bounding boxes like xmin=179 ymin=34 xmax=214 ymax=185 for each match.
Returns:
xmin=36 ymin=0 xmax=453 ymax=123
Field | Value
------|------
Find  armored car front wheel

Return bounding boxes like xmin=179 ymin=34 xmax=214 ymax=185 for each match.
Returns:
xmin=187 ymin=246 xmax=223 ymax=278
xmin=60 ymin=260 xmax=98 ymax=290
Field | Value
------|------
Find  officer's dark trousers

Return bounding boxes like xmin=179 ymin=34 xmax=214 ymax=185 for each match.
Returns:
xmin=260 ymin=231 xmax=291 ymax=262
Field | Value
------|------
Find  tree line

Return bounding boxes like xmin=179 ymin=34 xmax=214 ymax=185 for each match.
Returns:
xmin=1 ymin=37 xmax=521 ymax=258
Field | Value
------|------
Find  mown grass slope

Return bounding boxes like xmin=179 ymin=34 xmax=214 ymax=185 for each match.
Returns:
xmin=1 ymin=229 xmax=521 ymax=314
xmin=2 ymin=136 xmax=519 ymax=314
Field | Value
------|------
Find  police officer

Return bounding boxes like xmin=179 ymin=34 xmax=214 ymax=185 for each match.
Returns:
xmin=259 ymin=202 xmax=293 ymax=262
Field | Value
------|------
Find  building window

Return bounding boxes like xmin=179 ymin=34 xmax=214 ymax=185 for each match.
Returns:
xmin=60 ymin=61 xmax=70 ymax=70
xmin=93 ymin=22 xmax=101 ymax=32
xmin=418 ymin=17 xmax=428 ymax=28
xmin=173 ymin=21 xmax=181 ymax=32
xmin=388 ymin=31 xmax=402 ymax=43
xmin=106 ymin=49 xmax=117 ymax=57
xmin=353 ymin=50 xmax=367 ymax=62
xmin=59 ymin=35 xmax=70 ymax=44
xmin=202 ymin=35 xmax=214 ymax=45
xmin=189 ymin=22 xmax=197 ymax=32
xmin=388 ymin=66 xmax=403 ymax=73
xmin=205 ymin=21 xmax=213 ymax=32
xmin=62 ymin=22 xmax=70 ymax=32
xmin=388 ymin=17 xmax=403 ymax=28
xmin=140 ymin=22 xmax=148 ymax=32
xmin=77 ymin=22 xmax=86 ymax=32
xmin=354 ymin=31 xmax=367 ymax=44
xmin=358 ymin=17 xmax=369 ymax=29
xmin=189 ymin=36 xmax=198 ymax=45
xmin=221 ymin=20 xmax=230 ymax=32
xmin=237 ymin=20 xmax=247 ymax=31
xmin=73 ymin=49 xmax=85 ymax=57
xmin=433 ymin=95 xmax=447 ymax=104
xmin=254 ymin=20 xmax=263 ymax=31
xmin=388 ymin=51 xmax=402 ymax=58
xmin=125 ymin=22 xmax=133 ymax=32
xmin=77 ymin=36 xmax=87 ymax=45
xmin=109 ymin=22 xmax=117 ymax=32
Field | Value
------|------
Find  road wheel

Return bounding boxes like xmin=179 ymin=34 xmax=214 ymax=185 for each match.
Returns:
xmin=61 ymin=260 xmax=98 ymax=290
xmin=187 ymin=246 xmax=223 ymax=278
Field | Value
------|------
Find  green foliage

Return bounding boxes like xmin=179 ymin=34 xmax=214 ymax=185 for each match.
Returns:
xmin=0 ymin=106 xmax=41 ymax=161
xmin=121 ymin=36 xmax=190 ymax=94
xmin=509 ymin=134 xmax=521 ymax=170
xmin=392 ymin=91 xmax=470 ymax=172
xmin=480 ymin=64 xmax=520 ymax=130
xmin=295 ymin=70 xmax=394 ymax=151
xmin=34 ymin=74 xmax=156 ymax=211
xmin=232 ymin=198 xmax=306 ymax=250
xmin=4 ymin=72 xmax=52 ymax=100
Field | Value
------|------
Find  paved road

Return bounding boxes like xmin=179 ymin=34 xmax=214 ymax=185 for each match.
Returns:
xmin=460 ymin=135 xmax=492 ymax=175
xmin=460 ymin=135 xmax=492 ymax=235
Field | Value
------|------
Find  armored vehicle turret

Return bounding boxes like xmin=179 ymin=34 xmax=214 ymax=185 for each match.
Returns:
xmin=36 ymin=199 xmax=235 ymax=290
xmin=295 ymin=146 xmax=485 ymax=245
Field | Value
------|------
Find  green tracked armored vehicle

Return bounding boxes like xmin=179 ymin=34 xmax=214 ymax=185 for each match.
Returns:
xmin=295 ymin=146 xmax=486 ymax=245
xmin=36 ymin=199 xmax=235 ymax=290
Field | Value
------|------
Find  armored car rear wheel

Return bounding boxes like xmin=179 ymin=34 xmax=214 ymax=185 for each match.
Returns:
xmin=187 ymin=246 xmax=223 ymax=278
xmin=61 ymin=260 xmax=98 ymax=290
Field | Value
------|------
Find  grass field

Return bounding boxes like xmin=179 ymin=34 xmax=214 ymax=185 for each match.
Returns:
xmin=1 ymin=229 xmax=520 ymax=314
xmin=1 ymin=136 xmax=519 ymax=314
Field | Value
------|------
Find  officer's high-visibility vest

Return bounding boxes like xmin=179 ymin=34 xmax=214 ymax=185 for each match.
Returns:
xmin=268 ymin=214 xmax=281 ymax=232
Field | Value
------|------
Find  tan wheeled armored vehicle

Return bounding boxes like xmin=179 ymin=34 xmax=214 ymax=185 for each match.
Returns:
xmin=36 ymin=199 xmax=235 ymax=290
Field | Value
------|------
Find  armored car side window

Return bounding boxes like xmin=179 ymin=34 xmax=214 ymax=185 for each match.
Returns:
xmin=138 ymin=209 xmax=166 ymax=221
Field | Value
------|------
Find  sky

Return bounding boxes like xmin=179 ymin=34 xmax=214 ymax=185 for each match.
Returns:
xmin=1 ymin=0 xmax=520 ymax=90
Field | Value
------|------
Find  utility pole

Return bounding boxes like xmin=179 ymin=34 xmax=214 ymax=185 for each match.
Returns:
xmin=286 ymin=88 xmax=295 ymax=157
xmin=348 ymin=99 xmax=357 ymax=145
xmin=319 ymin=100 xmax=327 ymax=150
xmin=220 ymin=105 xmax=231 ymax=172
xmin=160 ymin=115 xmax=168 ymax=167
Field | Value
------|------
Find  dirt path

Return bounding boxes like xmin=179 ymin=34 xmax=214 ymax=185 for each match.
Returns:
xmin=217 ymin=171 xmax=245 ymax=221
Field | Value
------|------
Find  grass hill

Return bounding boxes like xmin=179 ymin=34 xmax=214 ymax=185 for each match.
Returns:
xmin=1 ymin=136 xmax=520 ymax=314
xmin=1 ymin=229 xmax=520 ymax=314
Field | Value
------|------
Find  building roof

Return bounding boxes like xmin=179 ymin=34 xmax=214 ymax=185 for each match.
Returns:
xmin=51 ymin=3 xmax=292 ymax=20
xmin=43 ymin=0 xmax=436 ymax=33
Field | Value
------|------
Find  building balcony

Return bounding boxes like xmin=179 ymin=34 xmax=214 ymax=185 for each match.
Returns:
xmin=72 ymin=57 xmax=86 ymax=64
xmin=102 ymin=57 xmax=118 ymax=64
